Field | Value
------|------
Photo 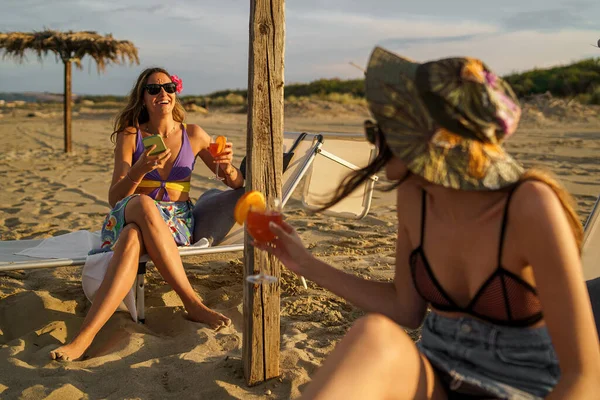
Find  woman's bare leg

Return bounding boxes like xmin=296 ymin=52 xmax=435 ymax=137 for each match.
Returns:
xmin=50 ymin=224 xmax=144 ymax=361
xmin=124 ymin=195 xmax=230 ymax=328
xmin=300 ymin=314 xmax=446 ymax=400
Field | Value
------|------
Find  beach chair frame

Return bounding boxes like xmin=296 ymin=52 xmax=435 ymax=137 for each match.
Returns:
xmin=583 ymin=195 xmax=600 ymax=281
xmin=303 ymin=132 xmax=379 ymax=220
xmin=0 ymin=131 xmax=378 ymax=323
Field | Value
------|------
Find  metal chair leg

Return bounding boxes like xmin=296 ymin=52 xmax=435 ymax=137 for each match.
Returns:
xmin=136 ymin=262 xmax=146 ymax=324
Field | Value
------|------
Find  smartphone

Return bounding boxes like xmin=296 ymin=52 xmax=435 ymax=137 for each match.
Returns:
xmin=142 ymin=135 xmax=167 ymax=156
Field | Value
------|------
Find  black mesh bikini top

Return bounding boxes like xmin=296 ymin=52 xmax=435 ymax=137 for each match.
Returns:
xmin=409 ymin=188 xmax=543 ymax=327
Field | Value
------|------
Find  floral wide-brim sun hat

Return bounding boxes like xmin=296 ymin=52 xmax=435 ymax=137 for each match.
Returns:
xmin=365 ymin=46 xmax=524 ymax=191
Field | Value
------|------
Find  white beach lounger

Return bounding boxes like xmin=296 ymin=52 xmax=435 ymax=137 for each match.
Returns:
xmin=0 ymin=131 xmax=378 ymax=323
xmin=582 ymin=196 xmax=600 ymax=331
xmin=582 ymin=197 xmax=600 ymax=281
xmin=304 ymin=132 xmax=378 ymax=219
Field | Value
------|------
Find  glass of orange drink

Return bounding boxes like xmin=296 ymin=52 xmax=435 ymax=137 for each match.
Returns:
xmin=235 ymin=191 xmax=281 ymax=284
xmin=246 ymin=206 xmax=283 ymax=244
xmin=209 ymin=135 xmax=227 ymax=181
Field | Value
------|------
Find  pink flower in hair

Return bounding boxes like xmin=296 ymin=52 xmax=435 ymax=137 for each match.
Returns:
xmin=170 ymin=75 xmax=183 ymax=94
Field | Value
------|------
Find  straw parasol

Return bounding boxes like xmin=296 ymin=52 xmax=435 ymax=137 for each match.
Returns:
xmin=0 ymin=30 xmax=139 ymax=152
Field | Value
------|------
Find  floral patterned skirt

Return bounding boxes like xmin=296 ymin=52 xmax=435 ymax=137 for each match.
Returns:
xmin=89 ymin=194 xmax=194 ymax=255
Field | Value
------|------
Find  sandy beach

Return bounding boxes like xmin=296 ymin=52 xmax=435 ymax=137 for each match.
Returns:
xmin=1 ymin=99 xmax=600 ymax=399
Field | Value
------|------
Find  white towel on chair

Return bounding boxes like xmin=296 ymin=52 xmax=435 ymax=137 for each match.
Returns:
xmin=82 ymin=251 xmax=138 ymax=322
xmin=16 ymin=230 xmax=102 ymax=259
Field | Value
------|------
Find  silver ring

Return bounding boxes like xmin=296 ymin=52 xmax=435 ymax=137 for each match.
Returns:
xmin=153 ymin=161 xmax=158 ymax=166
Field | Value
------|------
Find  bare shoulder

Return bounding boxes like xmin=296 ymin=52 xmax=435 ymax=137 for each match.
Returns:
xmin=511 ymin=180 xmax=564 ymax=224
xmin=122 ymin=126 xmax=138 ymax=135
xmin=185 ymin=123 xmax=208 ymax=139
xmin=115 ymin=126 xmax=138 ymax=146
xmin=185 ymin=123 xmax=210 ymax=153
xmin=395 ymin=176 xmax=422 ymax=222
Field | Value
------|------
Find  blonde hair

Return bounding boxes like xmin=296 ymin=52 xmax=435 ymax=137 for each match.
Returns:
xmin=111 ymin=67 xmax=185 ymax=143
xmin=518 ymin=168 xmax=583 ymax=250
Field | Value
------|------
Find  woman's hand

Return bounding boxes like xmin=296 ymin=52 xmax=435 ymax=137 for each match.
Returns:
xmin=130 ymin=145 xmax=172 ymax=179
xmin=253 ymin=220 xmax=314 ymax=276
xmin=214 ymin=141 xmax=243 ymax=187
xmin=216 ymin=142 xmax=234 ymax=171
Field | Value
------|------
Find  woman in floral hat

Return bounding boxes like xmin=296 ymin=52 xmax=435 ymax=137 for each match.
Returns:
xmin=50 ymin=68 xmax=244 ymax=361
xmin=257 ymin=48 xmax=600 ymax=398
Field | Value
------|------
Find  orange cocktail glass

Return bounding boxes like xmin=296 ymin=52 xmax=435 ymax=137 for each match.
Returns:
xmin=209 ymin=135 xmax=227 ymax=181
xmin=244 ymin=197 xmax=282 ymax=285
xmin=208 ymin=142 xmax=221 ymax=157
xmin=247 ymin=209 xmax=283 ymax=243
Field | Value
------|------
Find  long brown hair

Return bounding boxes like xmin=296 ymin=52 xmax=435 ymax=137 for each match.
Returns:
xmin=111 ymin=67 xmax=186 ymax=143
xmin=517 ymin=169 xmax=583 ymax=249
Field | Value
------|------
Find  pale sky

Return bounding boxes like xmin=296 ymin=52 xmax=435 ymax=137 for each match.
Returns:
xmin=1 ymin=0 xmax=599 ymax=95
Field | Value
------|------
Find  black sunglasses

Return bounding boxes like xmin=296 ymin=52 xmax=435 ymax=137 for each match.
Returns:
xmin=145 ymin=83 xmax=177 ymax=95
xmin=364 ymin=119 xmax=380 ymax=145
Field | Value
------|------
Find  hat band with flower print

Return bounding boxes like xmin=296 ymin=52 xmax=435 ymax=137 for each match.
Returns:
xmin=365 ymin=46 xmax=524 ymax=191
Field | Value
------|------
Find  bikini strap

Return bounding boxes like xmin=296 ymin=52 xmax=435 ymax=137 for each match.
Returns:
xmin=497 ymin=183 xmax=522 ymax=265
xmin=420 ymin=189 xmax=427 ymax=246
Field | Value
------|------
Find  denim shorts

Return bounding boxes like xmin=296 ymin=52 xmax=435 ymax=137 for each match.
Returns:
xmin=417 ymin=312 xmax=560 ymax=399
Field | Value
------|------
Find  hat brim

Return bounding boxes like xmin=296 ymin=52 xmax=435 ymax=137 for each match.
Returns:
xmin=407 ymin=139 xmax=524 ymax=191
xmin=365 ymin=46 xmax=523 ymax=191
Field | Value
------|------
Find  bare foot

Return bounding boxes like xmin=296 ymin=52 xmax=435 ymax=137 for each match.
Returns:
xmin=185 ymin=301 xmax=231 ymax=330
xmin=49 ymin=337 xmax=91 ymax=362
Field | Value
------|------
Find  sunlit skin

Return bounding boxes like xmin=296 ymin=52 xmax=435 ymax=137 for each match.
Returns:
xmin=49 ymin=72 xmax=244 ymax=362
xmin=256 ymin=152 xmax=600 ymax=398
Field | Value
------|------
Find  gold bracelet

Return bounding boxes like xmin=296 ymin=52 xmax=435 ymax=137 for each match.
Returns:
xmin=126 ymin=172 xmax=141 ymax=184
xmin=225 ymin=167 xmax=236 ymax=177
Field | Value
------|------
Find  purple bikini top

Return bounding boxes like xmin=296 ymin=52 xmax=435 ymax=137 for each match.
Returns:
xmin=132 ymin=124 xmax=196 ymax=201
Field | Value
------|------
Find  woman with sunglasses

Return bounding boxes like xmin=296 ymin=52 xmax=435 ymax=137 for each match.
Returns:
xmin=50 ymin=68 xmax=243 ymax=361
xmin=256 ymin=48 xmax=600 ymax=398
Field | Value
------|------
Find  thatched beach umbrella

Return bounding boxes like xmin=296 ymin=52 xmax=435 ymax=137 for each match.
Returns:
xmin=0 ymin=30 xmax=139 ymax=152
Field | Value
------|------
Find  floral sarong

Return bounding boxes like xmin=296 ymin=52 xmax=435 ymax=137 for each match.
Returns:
xmin=89 ymin=194 xmax=194 ymax=255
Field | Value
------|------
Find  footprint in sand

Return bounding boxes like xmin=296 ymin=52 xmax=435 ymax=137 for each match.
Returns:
xmin=4 ymin=217 xmax=21 ymax=228
xmin=0 ymin=207 xmax=21 ymax=214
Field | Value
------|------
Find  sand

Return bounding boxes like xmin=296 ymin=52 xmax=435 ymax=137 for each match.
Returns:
xmin=1 ymin=100 xmax=600 ymax=399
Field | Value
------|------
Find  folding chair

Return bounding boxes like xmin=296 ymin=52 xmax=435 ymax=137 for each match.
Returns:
xmin=303 ymin=132 xmax=378 ymax=219
xmin=583 ymin=197 xmax=600 ymax=281
xmin=0 ymin=131 xmax=378 ymax=323
xmin=582 ymin=196 xmax=600 ymax=332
